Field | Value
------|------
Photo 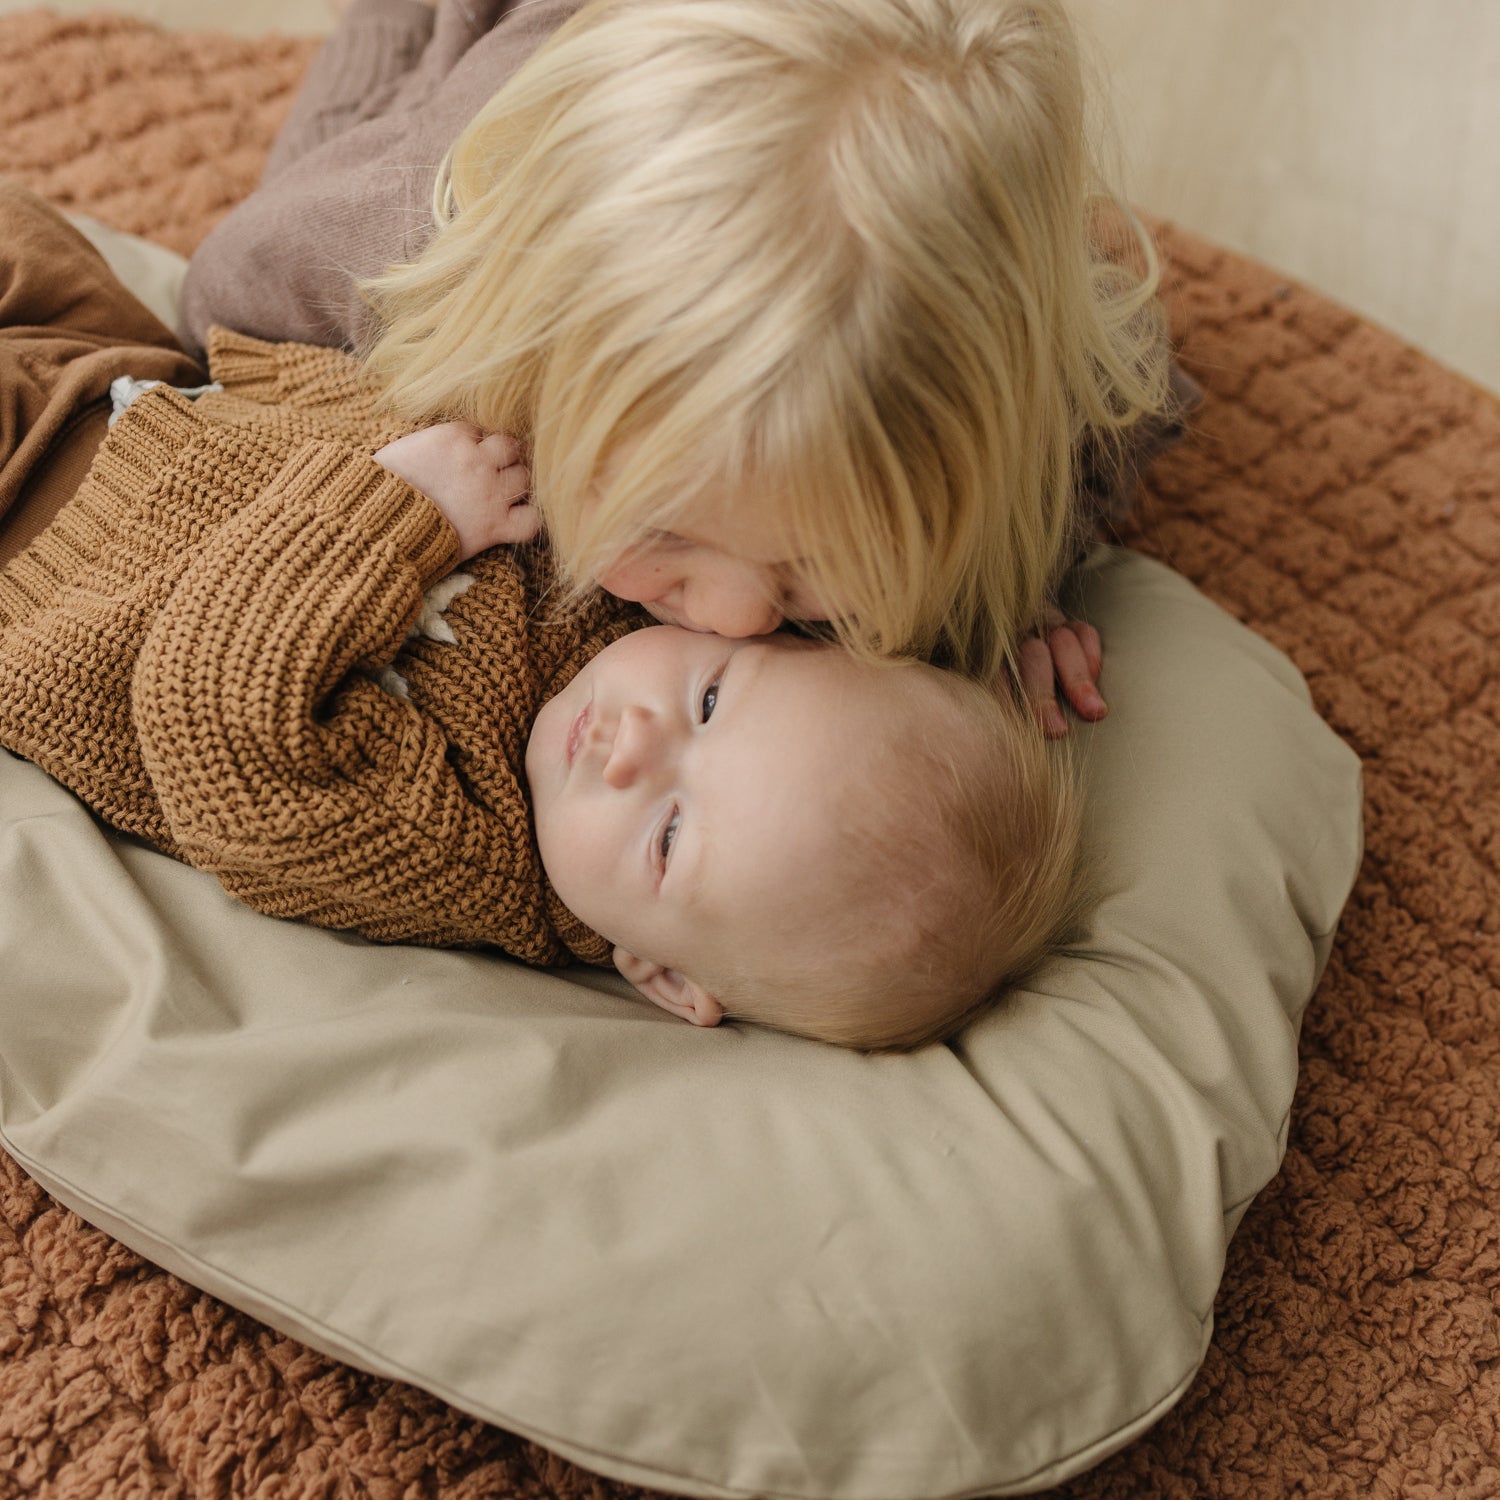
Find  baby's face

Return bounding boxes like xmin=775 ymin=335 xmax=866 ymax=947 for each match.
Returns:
xmin=526 ymin=627 xmax=869 ymax=1022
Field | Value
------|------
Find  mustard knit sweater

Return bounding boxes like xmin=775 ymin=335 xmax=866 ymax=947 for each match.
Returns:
xmin=0 ymin=331 xmax=644 ymax=966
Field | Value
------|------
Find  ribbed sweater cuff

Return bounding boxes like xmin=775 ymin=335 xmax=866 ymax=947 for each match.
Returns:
xmin=64 ymin=390 xmax=205 ymax=561
xmin=0 ymin=389 xmax=204 ymax=626
xmin=262 ymin=0 xmax=435 ymax=180
xmin=342 ymin=0 xmax=436 ymax=36
xmin=205 ymin=327 xmax=286 ymax=401
xmin=307 ymin=5 xmax=431 ymax=100
xmin=292 ymin=441 xmax=460 ymax=587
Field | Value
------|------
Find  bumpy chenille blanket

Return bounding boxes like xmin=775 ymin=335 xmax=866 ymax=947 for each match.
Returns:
xmin=2 ymin=12 xmax=1497 ymax=1498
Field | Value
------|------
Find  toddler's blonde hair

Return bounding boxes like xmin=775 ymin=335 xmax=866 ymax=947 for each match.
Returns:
xmin=364 ymin=0 xmax=1167 ymax=679
xmin=714 ymin=663 xmax=1085 ymax=1051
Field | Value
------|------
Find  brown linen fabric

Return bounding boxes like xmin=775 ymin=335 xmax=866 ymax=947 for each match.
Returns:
xmin=0 ymin=14 xmax=1496 ymax=1500
xmin=0 ymin=180 xmax=204 ymax=563
xmin=0 ymin=7 xmax=311 ymax=557
xmin=1050 ymin=227 xmax=1500 ymax=1499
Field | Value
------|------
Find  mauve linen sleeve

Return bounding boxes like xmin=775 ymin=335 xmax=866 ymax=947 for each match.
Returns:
xmin=177 ymin=0 xmax=583 ymax=360
xmin=260 ymin=0 xmax=437 ymax=183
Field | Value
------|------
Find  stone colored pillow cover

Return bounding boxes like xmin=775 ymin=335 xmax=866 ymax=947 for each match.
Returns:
xmin=0 ymin=537 xmax=1361 ymax=1499
xmin=65 ymin=212 xmax=190 ymax=336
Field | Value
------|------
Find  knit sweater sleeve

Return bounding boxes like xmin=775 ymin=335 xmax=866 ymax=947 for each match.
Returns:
xmin=130 ymin=440 xmax=550 ymax=952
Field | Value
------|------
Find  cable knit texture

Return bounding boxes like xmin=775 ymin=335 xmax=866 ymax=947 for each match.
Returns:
xmin=0 ymin=11 xmax=317 ymax=256
xmin=1 ymin=14 xmax=1499 ymax=1500
xmin=0 ymin=329 xmax=643 ymax=966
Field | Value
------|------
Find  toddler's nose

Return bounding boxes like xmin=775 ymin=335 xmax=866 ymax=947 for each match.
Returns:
xmin=682 ymin=572 xmax=784 ymax=639
xmin=716 ymin=595 xmax=784 ymax=638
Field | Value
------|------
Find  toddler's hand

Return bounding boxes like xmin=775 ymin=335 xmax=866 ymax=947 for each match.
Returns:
xmin=1017 ymin=609 xmax=1105 ymax=739
xmin=375 ymin=423 xmax=538 ymax=559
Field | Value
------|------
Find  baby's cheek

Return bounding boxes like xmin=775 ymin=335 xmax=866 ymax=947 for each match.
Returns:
xmin=549 ymin=843 xmax=616 ymax=941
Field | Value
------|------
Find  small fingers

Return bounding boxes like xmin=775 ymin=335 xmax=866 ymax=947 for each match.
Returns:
xmin=1017 ymin=635 xmax=1068 ymax=739
xmin=1072 ymin=620 xmax=1103 ymax=682
xmin=495 ymin=460 xmax=531 ymax=505
xmin=495 ymin=498 xmax=542 ymax=545
xmin=1048 ymin=621 xmax=1107 ymax=721
xmin=479 ymin=430 xmax=524 ymax=468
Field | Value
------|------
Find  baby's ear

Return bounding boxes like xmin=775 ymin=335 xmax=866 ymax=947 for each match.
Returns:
xmin=613 ymin=948 xmax=724 ymax=1027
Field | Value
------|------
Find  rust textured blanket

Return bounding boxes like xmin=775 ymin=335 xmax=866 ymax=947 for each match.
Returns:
xmin=0 ymin=11 xmax=316 ymax=256
xmin=1 ymin=12 xmax=1498 ymax=1499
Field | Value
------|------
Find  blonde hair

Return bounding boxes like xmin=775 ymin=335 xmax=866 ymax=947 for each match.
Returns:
xmin=363 ymin=0 xmax=1167 ymax=680
xmin=714 ymin=663 xmax=1085 ymax=1051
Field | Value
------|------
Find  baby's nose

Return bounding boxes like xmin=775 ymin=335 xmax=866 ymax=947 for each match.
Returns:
xmin=601 ymin=705 xmax=660 ymax=789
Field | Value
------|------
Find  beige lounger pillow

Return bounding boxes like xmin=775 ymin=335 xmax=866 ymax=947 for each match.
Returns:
xmin=0 ymin=527 xmax=1361 ymax=1498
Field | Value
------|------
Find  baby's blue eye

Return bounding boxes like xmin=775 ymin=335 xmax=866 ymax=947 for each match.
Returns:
xmin=701 ymin=682 xmax=719 ymax=722
xmin=660 ymin=808 xmax=680 ymax=864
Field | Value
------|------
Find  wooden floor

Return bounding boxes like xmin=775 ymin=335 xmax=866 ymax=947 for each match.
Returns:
xmin=5 ymin=0 xmax=1498 ymax=395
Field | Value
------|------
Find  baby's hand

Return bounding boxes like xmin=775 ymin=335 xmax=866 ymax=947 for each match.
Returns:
xmin=375 ymin=423 xmax=538 ymax=559
xmin=1017 ymin=609 xmax=1106 ymax=739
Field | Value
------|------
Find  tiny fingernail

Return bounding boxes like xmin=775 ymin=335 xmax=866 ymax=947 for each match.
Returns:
xmin=1044 ymin=705 xmax=1068 ymax=737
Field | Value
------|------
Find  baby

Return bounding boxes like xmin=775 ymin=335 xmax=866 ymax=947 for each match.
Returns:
xmin=0 ymin=333 xmax=1081 ymax=1050
xmin=526 ymin=623 xmax=1081 ymax=1048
